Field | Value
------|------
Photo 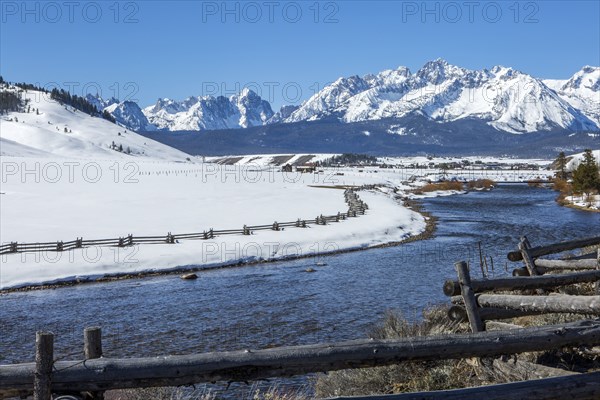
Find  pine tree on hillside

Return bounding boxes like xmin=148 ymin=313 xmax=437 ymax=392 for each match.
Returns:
xmin=554 ymin=152 xmax=568 ymax=180
xmin=572 ymin=149 xmax=600 ymax=195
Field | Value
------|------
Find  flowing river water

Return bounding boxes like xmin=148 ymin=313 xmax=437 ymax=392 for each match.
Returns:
xmin=1 ymin=184 xmax=599 ymax=397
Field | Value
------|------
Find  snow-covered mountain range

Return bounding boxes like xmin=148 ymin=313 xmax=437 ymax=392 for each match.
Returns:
xmin=46 ymin=60 xmax=600 ymax=136
xmin=141 ymin=88 xmax=274 ymax=131
xmin=281 ymin=60 xmax=599 ymax=134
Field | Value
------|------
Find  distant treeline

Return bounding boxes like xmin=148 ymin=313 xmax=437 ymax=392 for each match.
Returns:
xmin=50 ymin=88 xmax=116 ymax=123
xmin=320 ymin=153 xmax=379 ymax=166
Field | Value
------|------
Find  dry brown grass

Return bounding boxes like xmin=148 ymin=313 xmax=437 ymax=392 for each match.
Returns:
xmin=527 ymin=179 xmax=546 ymax=187
xmin=552 ymin=178 xmax=573 ymax=206
xmin=105 ymin=387 xmax=212 ymax=400
xmin=467 ymin=179 xmax=496 ymax=190
xmin=314 ymin=305 xmax=600 ymax=398
xmin=552 ymin=178 xmax=571 ymax=193
xmin=105 ymin=386 xmax=309 ymax=400
xmin=414 ymin=181 xmax=464 ymax=194
xmin=314 ymin=306 xmax=482 ymax=398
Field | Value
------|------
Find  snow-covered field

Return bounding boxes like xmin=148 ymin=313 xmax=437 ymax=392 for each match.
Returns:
xmin=0 ymin=86 xmax=558 ymax=289
xmin=0 ymin=158 xmax=427 ymax=289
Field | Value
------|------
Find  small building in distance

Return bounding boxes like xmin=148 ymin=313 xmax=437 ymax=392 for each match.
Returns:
xmin=296 ymin=164 xmax=316 ymax=173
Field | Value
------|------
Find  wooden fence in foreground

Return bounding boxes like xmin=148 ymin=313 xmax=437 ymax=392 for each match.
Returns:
xmin=2 ymin=236 xmax=600 ymax=400
xmin=1 ymin=320 xmax=600 ymax=400
xmin=0 ymin=188 xmax=369 ymax=256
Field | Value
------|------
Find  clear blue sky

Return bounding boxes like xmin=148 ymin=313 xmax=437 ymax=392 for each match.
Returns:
xmin=1 ymin=0 xmax=599 ymax=110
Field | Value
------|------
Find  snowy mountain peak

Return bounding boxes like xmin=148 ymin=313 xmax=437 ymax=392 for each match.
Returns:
xmin=415 ymin=59 xmax=467 ymax=85
xmin=85 ymin=93 xmax=118 ymax=112
xmin=563 ymin=66 xmax=600 ymax=92
xmin=230 ymin=88 xmax=274 ymax=128
xmin=142 ymin=89 xmax=273 ymax=131
xmin=104 ymin=101 xmax=157 ymax=132
xmin=280 ymin=60 xmax=600 ymax=133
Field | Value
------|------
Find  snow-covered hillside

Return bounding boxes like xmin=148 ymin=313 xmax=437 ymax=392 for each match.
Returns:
xmin=283 ymin=60 xmax=600 ymax=133
xmin=0 ymin=86 xmax=190 ymax=160
xmin=142 ymin=88 xmax=274 ymax=131
xmin=566 ymin=149 xmax=600 ymax=171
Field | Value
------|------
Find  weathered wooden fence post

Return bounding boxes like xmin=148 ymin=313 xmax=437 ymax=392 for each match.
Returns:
xmin=596 ymin=249 xmax=600 ymax=295
xmin=84 ymin=327 xmax=102 ymax=360
xmin=84 ymin=327 xmax=103 ymax=400
xmin=455 ymin=261 xmax=484 ymax=332
xmin=519 ymin=236 xmax=540 ymax=276
xmin=34 ymin=331 xmax=53 ymax=400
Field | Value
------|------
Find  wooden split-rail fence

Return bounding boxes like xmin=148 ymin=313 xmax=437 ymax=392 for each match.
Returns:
xmin=1 ymin=236 xmax=600 ymax=399
xmin=446 ymin=235 xmax=600 ymax=330
xmin=0 ymin=188 xmax=369 ymax=256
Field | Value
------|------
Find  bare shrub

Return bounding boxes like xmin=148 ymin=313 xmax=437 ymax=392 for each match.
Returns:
xmin=314 ymin=307 xmax=478 ymax=398
xmin=417 ymin=181 xmax=464 ymax=193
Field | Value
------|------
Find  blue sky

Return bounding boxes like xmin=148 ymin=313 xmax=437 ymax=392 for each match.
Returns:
xmin=1 ymin=1 xmax=599 ymax=110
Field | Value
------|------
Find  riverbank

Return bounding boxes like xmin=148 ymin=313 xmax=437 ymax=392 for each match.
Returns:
xmin=0 ymin=194 xmax=437 ymax=294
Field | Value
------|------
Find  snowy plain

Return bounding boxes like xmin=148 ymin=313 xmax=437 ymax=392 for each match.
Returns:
xmin=0 ymin=159 xmax=428 ymax=289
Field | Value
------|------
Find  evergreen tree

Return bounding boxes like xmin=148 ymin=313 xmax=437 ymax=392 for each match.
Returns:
xmin=102 ymin=109 xmax=116 ymax=123
xmin=0 ymin=91 xmax=23 ymax=114
xmin=118 ymin=144 xmax=123 ymax=152
xmin=572 ymin=149 xmax=600 ymax=195
xmin=554 ymin=152 xmax=568 ymax=180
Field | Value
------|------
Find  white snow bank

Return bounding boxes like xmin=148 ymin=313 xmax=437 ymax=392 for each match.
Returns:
xmin=0 ymin=158 xmax=425 ymax=289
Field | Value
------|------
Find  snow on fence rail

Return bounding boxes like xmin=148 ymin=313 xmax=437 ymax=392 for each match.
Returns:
xmin=0 ymin=188 xmax=371 ymax=256
xmin=2 ymin=321 xmax=600 ymax=400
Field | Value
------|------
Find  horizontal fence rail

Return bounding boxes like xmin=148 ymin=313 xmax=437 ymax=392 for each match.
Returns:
xmin=443 ymin=270 xmax=600 ymax=297
xmin=1 ymin=320 xmax=600 ymax=398
xmin=507 ymin=236 xmax=600 ymax=262
xmin=1 ymin=188 xmax=373 ymax=256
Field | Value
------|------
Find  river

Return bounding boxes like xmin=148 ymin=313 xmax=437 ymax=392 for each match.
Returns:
xmin=1 ymin=184 xmax=598 ymax=397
